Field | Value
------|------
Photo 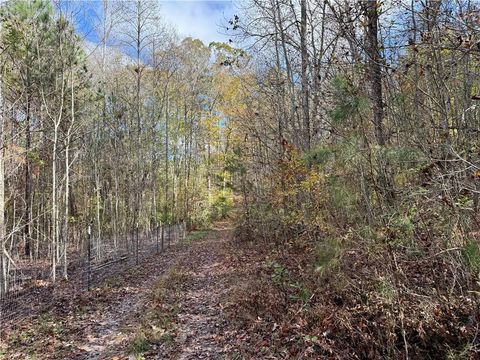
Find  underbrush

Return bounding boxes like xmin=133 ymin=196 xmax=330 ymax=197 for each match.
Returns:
xmin=230 ymin=153 xmax=480 ymax=359
xmin=230 ymin=217 xmax=480 ymax=358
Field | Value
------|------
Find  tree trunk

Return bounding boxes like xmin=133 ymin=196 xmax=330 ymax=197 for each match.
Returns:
xmin=364 ymin=0 xmax=385 ymax=146
xmin=63 ymin=69 xmax=75 ymax=280
xmin=0 ymin=63 xmax=6 ymax=295
xmin=52 ymin=122 xmax=58 ymax=283
xmin=24 ymin=92 xmax=32 ymax=257
xmin=164 ymin=95 xmax=169 ymax=224
xmin=300 ymin=0 xmax=310 ymax=151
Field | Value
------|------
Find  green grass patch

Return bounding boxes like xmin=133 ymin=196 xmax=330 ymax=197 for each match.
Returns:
xmin=130 ymin=334 xmax=150 ymax=356
xmin=462 ymin=240 xmax=480 ymax=272
xmin=186 ymin=230 xmax=209 ymax=243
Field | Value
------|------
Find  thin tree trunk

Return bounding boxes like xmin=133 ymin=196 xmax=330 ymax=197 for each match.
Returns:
xmin=164 ymin=95 xmax=169 ymax=224
xmin=51 ymin=58 xmax=65 ymax=284
xmin=183 ymin=101 xmax=189 ymax=222
xmin=63 ymin=68 xmax=75 ymax=280
xmin=0 ymin=62 xmax=6 ymax=295
xmin=52 ymin=121 xmax=58 ymax=283
xmin=364 ymin=0 xmax=385 ymax=146
xmin=24 ymin=92 xmax=32 ymax=257
xmin=274 ymin=0 xmax=298 ymax=143
xmin=300 ymin=0 xmax=310 ymax=151
xmin=95 ymin=170 xmax=101 ymax=257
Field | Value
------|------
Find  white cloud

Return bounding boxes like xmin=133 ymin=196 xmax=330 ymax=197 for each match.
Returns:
xmin=159 ymin=1 xmax=236 ymax=46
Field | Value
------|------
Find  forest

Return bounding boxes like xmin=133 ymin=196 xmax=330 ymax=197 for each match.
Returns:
xmin=0 ymin=0 xmax=479 ymax=359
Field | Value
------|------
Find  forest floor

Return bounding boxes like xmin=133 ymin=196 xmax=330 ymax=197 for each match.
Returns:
xmin=0 ymin=221 xmax=267 ymax=360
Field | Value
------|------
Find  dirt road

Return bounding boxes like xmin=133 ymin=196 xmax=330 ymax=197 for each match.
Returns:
xmin=1 ymin=223 xmax=245 ymax=360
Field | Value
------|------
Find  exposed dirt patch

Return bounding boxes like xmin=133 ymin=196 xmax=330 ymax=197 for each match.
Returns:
xmin=133 ymin=223 xmax=247 ymax=359
xmin=0 ymin=224 xmax=260 ymax=359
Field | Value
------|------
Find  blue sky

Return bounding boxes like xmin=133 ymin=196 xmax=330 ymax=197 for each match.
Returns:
xmin=65 ymin=0 xmax=237 ymax=47
xmin=161 ymin=1 xmax=236 ymax=45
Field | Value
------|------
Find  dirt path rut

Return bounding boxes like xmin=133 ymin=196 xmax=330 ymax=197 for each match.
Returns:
xmin=1 ymin=224 xmax=243 ymax=360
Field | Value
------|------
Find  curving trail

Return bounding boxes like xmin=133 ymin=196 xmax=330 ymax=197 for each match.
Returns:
xmin=0 ymin=223 xmax=248 ymax=360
